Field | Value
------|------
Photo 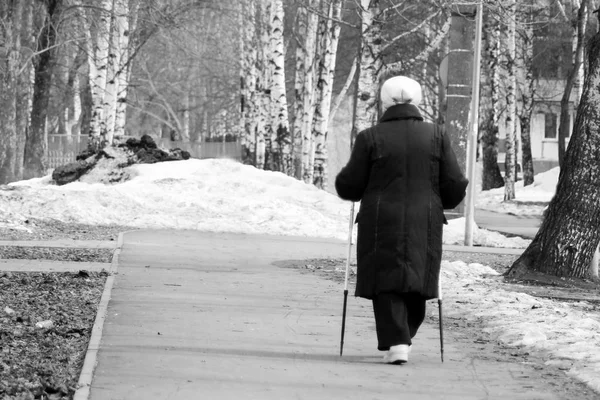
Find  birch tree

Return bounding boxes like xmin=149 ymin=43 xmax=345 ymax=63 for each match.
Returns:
xmin=313 ymin=0 xmax=342 ymax=189
xmin=270 ymin=0 xmax=291 ymax=174
xmin=480 ymin=5 xmax=504 ymax=190
xmin=87 ymin=0 xmax=113 ymax=151
xmin=254 ymin=0 xmax=273 ymax=169
xmin=292 ymin=0 xmax=318 ymax=178
xmin=507 ymin=20 xmax=600 ymax=280
xmin=240 ymin=0 xmax=258 ymax=164
xmin=113 ymin=0 xmax=140 ymax=139
xmin=353 ymin=0 xmax=382 ymax=137
xmin=298 ymin=0 xmax=319 ymax=181
xmin=516 ymin=5 xmax=536 ymax=186
xmin=503 ymin=0 xmax=517 ymax=201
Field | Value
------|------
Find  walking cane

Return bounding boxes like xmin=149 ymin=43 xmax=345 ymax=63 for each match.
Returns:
xmin=339 ymin=202 xmax=355 ymax=356
xmin=438 ymin=274 xmax=444 ymax=363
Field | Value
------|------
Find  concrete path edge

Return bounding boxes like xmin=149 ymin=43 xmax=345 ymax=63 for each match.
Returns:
xmin=73 ymin=231 xmax=127 ymax=400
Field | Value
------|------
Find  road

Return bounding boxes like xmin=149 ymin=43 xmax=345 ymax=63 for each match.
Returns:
xmin=474 ymin=208 xmax=541 ymax=239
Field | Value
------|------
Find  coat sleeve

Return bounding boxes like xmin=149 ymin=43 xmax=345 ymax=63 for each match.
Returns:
xmin=335 ymin=131 xmax=371 ymax=202
xmin=439 ymin=129 xmax=469 ymax=209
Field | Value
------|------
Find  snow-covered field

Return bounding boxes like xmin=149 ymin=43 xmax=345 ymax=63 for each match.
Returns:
xmin=1 ymin=158 xmax=527 ymax=248
xmin=3 ymin=158 xmax=598 ymax=394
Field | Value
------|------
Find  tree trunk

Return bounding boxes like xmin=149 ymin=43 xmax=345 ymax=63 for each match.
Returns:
xmin=25 ymin=0 xmax=61 ymax=180
xmin=112 ymin=0 xmax=137 ymax=140
xmin=503 ymin=0 xmax=517 ymax=201
xmin=507 ymin=25 xmax=600 ymax=280
xmin=558 ymin=0 xmax=588 ymax=167
xmin=240 ymin=0 xmax=258 ymax=165
xmin=517 ymin=7 xmax=535 ymax=187
xmin=270 ymin=0 xmax=291 ymax=175
xmin=313 ymin=0 xmax=342 ymax=189
xmin=292 ymin=0 xmax=314 ymax=178
xmin=0 ymin=0 xmax=23 ymax=184
xmin=88 ymin=0 xmax=113 ymax=151
xmin=255 ymin=0 xmax=273 ymax=170
xmin=353 ymin=0 xmax=382 ymax=136
xmin=480 ymin=8 xmax=504 ymax=190
xmin=15 ymin=0 xmax=35 ymax=181
xmin=299 ymin=0 xmax=319 ymax=182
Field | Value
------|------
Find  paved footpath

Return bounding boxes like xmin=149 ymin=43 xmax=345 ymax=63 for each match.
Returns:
xmin=81 ymin=230 xmax=577 ymax=400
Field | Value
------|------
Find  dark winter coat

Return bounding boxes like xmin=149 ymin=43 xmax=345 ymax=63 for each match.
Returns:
xmin=335 ymin=104 xmax=468 ymax=300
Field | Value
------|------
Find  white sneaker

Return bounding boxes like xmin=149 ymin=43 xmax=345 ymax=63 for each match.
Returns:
xmin=383 ymin=344 xmax=410 ymax=364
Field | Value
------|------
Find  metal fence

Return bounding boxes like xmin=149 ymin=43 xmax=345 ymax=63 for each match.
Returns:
xmin=47 ymin=135 xmax=242 ymax=169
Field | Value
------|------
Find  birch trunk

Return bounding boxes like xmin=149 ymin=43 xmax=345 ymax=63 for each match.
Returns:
xmin=88 ymin=0 xmax=113 ymax=151
xmin=313 ymin=0 xmax=342 ymax=189
xmin=255 ymin=0 xmax=273 ymax=169
xmin=559 ymin=0 xmax=588 ymax=167
xmin=481 ymin=8 xmax=504 ymax=190
xmin=306 ymin=9 xmax=327 ymax=184
xmin=503 ymin=0 xmax=517 ymax=201
xmin=299 ymin=1 xmax=319 ymax=181
xmin=507 ymin=26 xmax=600 ymax=280
xmin=113 ymin=0 xmax=138 ymax=140
xmin=0 ymin=0 xmax=23 ymax=184
xmin=101 ymin=0 xmax=122 ymax=143
xmin=292 ymin=1 xmax=308 ymax=177
xmin=517 ymin=9 xmax=535 ymax=186
xmin=329 ymin=56 xmax=357 ymax=124
xmin=270 ymin=0 xmax=291 ymax=174
xmin=240 ymin=0 xmax=258 ymax=164
xmin=353 ymin=0 xmax=382 ymax=137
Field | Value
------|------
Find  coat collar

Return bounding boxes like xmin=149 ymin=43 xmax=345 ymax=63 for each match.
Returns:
xmin=379 ymin=104 xmax=423 ymax=123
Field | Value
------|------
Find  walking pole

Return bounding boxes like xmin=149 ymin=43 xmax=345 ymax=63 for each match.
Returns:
xmin=438 ymin=274 xmax=444 ymax=363
xmin=340 ymin=202 xmax=355 ymax=356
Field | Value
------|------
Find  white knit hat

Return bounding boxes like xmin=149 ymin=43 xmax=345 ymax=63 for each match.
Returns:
xmin=380 ymin=76 xmax=422 ymax=112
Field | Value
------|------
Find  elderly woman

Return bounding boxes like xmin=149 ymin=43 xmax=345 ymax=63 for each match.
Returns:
xmin=335 ymin=76 xmax=468 ymax=365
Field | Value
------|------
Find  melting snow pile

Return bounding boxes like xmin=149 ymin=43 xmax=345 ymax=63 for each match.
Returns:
xmin=476 ymin=167 xmax=559 ymax=216
xmin=440 ymin=261 xmax=600 ymax=393
xmin=2 ymin=158 xmax=524 ymax=247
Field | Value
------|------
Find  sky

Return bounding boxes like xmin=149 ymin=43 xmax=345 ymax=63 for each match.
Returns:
xmin=2 ymin=159 xmax=598 ymax=394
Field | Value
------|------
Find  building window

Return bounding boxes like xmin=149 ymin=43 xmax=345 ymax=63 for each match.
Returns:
xmin=544 ymin=113 xmax=557 ymax=139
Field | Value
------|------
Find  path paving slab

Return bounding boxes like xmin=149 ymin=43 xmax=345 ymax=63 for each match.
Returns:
xmin=86 ymin=230 xmax=568 ymax=400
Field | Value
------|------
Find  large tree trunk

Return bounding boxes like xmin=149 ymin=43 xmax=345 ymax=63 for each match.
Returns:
xmin=503 ymin=0 xmax=517 ymax=201
xmin=480 ymin=8 xmax=504 ymax=191
xmin=270 ymin=0 xmax=291 ymax=174
xmin=24 ymin=0 xmax=61 ymax=180
xmin=517 ymin=7 xmax=535 ymax=187
xmin=353 ymin=0 xmax=382 ymax=137
xmin=558 ymin=0 xmax=588 ymax=167
xmin=0 ymin=0 xmax=23 ymax=184
xmin=88 ymin=0 xmax=113 ymax=151
xmin=313 ymin=0 xmax=342 ymax=189
xmin=507 ymin=26 xmax=600 ymax=280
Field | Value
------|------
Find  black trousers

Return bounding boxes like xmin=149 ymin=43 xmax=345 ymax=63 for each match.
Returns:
xmin=372 ymin=292 xmax=426 ymax=351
